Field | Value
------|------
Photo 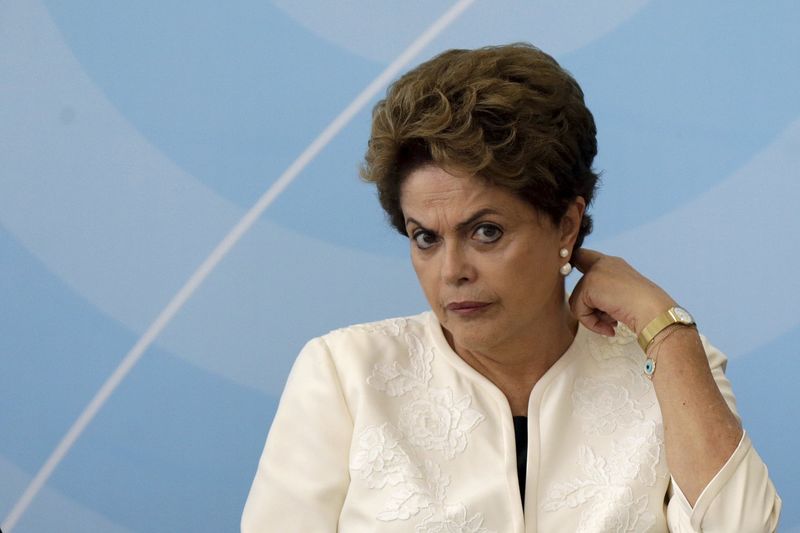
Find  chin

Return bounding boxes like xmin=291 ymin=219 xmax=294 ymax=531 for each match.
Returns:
xmin=445 ymin=321 xmax=499 ymax=353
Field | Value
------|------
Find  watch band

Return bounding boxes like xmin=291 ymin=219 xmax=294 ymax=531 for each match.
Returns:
xmin=637 ymin=306 xmax=695 ymax=353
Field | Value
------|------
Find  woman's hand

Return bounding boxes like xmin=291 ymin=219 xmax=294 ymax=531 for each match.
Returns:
xmin=569 ymin=248 xmax=677 ymax=337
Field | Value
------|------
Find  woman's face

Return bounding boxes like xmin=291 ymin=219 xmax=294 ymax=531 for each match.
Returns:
xmin=400 ymin=165 xmax=581 ymax=355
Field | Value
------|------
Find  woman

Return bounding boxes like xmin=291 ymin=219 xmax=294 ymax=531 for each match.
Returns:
xmin=242 ymin=43 xmax=781 ymax=532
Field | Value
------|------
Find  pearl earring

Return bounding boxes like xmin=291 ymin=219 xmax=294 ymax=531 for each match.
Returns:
xmin=559 ymin=248 xmax=571 ymax=276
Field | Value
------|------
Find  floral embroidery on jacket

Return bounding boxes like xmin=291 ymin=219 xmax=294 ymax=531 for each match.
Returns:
xmin=572 ymin=370 xmax=653 ymax=436
xmin=610 ymin=421 xmax=663 ymax=487
xmin=589 ymin=322 xmax=644 ymax=369
xmin=399 ymin=388 xmax=484 ymax=459
xmin=543 ymin=421 xmax=663 ymax=532
xmin=577 ymin=490 xmax=654 ymax=532
xmin=351 ymin=423 xmax=414 ymax=489
xmin=351 ymin=317 xmax=408 ymax=337
xmin=367 ymin=332 xmax=433 ymax=396
xmin=352 ymin=323 xmax=490 ymax=531
xmin=544 ymin=332 xmax=664 ymax=532
xmin=609 ymin=322 xmax=637 ymax=344
xmin=377 ymin=459 xmax=448 ymax=521
xmin=416 ymin=504 xmax=491 ymax=533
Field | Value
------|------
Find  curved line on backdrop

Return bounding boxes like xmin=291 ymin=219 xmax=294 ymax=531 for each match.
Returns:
xmin=0 ymin=0 xmax=476 ymax=530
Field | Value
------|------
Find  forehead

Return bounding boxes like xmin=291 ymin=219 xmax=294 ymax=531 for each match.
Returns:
xmin=400 ymin=165 xmax=537 ymax=222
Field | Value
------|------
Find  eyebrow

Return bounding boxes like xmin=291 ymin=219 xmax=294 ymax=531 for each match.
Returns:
xmin=405 ymin=208 xmax=502 ymax=233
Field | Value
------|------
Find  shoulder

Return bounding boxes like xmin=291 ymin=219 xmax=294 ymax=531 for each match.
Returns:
xmin=288 ymin=312 xmax=441 ymax=421
xmin=320 ymin=311 xmax=431 ymax=349
xmin=301 ymin=311 xmax=435 ymax=375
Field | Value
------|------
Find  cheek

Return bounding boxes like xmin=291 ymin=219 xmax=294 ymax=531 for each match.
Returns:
xmin=496 ymin=246 xmax=558 ymax=293
xmin=410 ymin=254 xmax=439 ymax=297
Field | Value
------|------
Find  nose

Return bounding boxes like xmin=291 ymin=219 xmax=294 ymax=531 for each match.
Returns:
xmin=441 ymin=241 xmax=473 ymax=286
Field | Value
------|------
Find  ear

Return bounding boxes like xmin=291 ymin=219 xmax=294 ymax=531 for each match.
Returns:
xmin=559 ymin=196 xmax=586 ymax=252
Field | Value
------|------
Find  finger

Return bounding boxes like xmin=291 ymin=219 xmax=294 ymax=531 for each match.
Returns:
xmin=571 ymin=248 xmax=604 ymax=274
xmin=593 ymin=318 xmax=616 ymax=337
xmin=567 ymin=275 xmax=587 ymax=315
xmin=568 ymin=278 xmax=601 ymax=332
xmin=597 ymin=310 xmax=618 ymax=328
xmin=577 ymin=310 xmax=616 ymax=337
xmin=569 ymin=274 xmax=616 ymax=337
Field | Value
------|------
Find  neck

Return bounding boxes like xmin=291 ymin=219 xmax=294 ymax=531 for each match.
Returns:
xmin=444 ymin=298 xmax=578 ymax=416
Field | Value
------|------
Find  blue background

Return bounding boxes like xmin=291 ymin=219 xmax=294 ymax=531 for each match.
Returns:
xmin=1 ymin=1 xmax=797 ymax=531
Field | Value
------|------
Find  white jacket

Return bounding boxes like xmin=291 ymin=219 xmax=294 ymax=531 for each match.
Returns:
xmin=242 ymin=311 xmax=781 ymax=532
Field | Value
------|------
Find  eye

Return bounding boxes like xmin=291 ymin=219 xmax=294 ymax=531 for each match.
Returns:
xmin=473 ymin=223 xmax=503 ymax=243
xmin=412 ymin=230 xmax=438 ymax=250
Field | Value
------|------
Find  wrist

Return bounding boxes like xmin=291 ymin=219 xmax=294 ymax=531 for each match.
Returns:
xmin=642 ymin=323 xmax=699 ymax=379
xmin=634 ymin=294 xmax=678 ymax=335
xmin=637 ymin=305 xmax=695 ymax=354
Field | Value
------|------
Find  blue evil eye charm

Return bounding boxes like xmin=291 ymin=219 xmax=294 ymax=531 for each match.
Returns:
xmin=644 ymin=358 xmax=656 ymax=378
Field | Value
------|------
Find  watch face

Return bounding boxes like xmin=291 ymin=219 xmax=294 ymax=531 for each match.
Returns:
xmin=674 ymin=307 xmax=693 ymax=324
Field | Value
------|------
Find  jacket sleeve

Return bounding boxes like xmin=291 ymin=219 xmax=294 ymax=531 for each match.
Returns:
xmin=665 ymin=336 xmax=782 ymax=532
xmin=241 ymin=336 xmax=353 ymax=532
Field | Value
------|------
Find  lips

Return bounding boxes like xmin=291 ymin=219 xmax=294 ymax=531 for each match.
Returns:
xmin=446 ymin=301 xmax=491 ymax=315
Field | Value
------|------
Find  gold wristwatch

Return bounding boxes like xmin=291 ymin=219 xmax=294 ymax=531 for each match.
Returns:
xmin=637 ymin=306 xmax=695 ymax=354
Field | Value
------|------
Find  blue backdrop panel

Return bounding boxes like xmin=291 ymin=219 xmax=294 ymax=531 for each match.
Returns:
xmin=1 ymin=1 xmax=797 ymax=531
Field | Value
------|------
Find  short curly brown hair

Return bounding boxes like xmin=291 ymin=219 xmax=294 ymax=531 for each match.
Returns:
xmin=360 ymin=43 xmax=599 ymax=249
